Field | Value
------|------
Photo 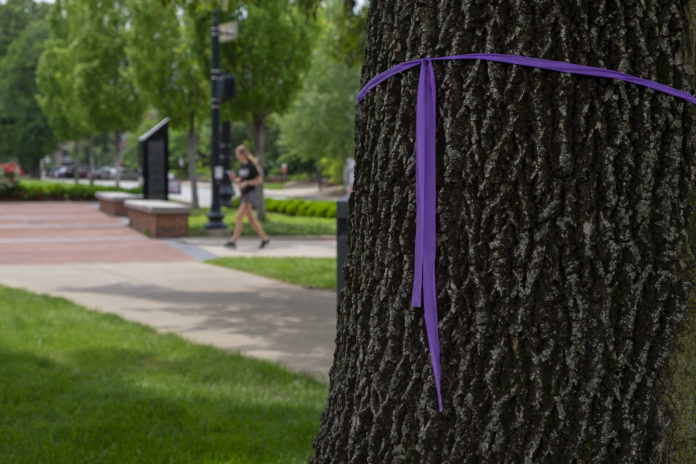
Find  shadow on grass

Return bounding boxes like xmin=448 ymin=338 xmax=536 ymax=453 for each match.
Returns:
xmin=0 ymin=344 xmax=325 ymax=464
xmin=54 ymin=281 xmax=336 ymax=380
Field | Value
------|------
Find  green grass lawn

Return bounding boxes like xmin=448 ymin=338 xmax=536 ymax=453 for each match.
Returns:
xmin=0 ymin=285 xmax=327 ymax=464
xmin=206 ymin=257 xmax=337 ymax=290
xmin=189 ymin=208 xmax=335 ymax=236
xmin=263 ymin=182 xmax=285 ymax=190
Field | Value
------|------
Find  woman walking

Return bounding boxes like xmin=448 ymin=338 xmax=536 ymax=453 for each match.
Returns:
xmin=224 ymin=144 xmax=270 ymax=249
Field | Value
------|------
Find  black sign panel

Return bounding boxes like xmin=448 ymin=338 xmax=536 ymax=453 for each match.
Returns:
xmin=139 ymin=118 xmax=169 ymax=200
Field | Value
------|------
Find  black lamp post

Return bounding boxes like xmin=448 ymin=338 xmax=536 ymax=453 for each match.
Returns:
xmin=206 ymin=10 xmax=236 ymax=228
xmin=219 ymin=121 xmax=234 ymax=207
xmin=205 ymin=9 xmax=226 ymax=229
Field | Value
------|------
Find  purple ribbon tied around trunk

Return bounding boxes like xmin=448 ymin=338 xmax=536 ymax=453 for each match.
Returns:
xmin=357 ymin=53 xmax=696 ymax=412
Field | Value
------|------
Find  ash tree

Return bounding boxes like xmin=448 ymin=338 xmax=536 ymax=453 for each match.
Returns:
xmin=276 ymin=0 xmax=363 ymax=182
xmin=126 ymin=0 xmax=208 ymax=208
xmin=0 ymin=18 xmax=55 ymax=175
xmin=218 ymin=0 xmax=314 ymax=219
xmin=311 ymin=0 xmax=696 ymax=462
xmin=36 ymin=0 xmax=91 ymax=180
xmin=71 ymin=0 xmax=144 ymax=187
xmin=38 ymin=0 xmax=143 ymax=187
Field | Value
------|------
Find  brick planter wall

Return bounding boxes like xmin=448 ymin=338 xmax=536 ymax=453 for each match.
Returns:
xmin=126 ymin=208 xmax=189 ymax=238
xmin=99 ymin=199 xmax=128 ymax=216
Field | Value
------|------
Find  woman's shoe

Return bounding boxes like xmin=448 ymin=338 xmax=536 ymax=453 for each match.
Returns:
xmin=224 ymin=241 xmax=236 ymax=249
xmin=259 ymin=238 xmax=270 ymax=249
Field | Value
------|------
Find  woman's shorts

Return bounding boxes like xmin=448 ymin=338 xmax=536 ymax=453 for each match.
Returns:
xmin=240 ymin=189 xmax=257 ymax=205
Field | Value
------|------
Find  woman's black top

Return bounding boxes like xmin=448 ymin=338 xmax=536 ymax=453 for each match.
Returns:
xmin=238 ymin=162 xmax=259 ymax=194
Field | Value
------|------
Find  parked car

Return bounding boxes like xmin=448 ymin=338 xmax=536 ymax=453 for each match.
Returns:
xmin=110 ymin=166 xmax=138 ymax=180
xmin=94 ymin=167 xmax=112 ymax=179
xmin=98 ymin=166 xmax=138 ymax=181
xmin=56 ymin=164 xmax=74 ymax=178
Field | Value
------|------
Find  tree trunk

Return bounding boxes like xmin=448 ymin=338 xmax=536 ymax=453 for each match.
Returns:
xmin=188 ymin=113 xmax=200 ymax=209
xmin=249 ymin=113 xmax=267 ymax=221
xmin=311 ymin=1 xmax=696 ymax=462
xmin=113 ymin=131 xmax=122 ymax=188
xmin=88 ymin=135 xmax=95 ymax=186
xmin=72 ymin=140 xmax=79 ymax=185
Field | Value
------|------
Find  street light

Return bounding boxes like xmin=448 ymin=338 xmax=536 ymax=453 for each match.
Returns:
xmin=205 ymin=10 xmax=237 ymax=229
xmin=219 ymin=121 xmax=234 ymax=207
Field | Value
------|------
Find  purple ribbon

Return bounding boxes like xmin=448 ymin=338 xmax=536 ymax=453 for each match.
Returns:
xmin=357 ymin=53 xmax=696 ymax=412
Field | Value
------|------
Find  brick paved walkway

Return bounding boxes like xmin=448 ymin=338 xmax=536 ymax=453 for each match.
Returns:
xmin=0 ymin=202 xmax=192 ymax=264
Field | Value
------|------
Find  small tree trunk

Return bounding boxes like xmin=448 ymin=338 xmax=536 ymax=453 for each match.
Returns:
xmin=188 ymin=113 xmax=199 ymax=209
xmin=249 ymin=113 xmax=267 ymax=220
xmin=72 ymin=140 xmax=79 ymax=185
xmin=88 ymin=135 xmax=95 ymax=186
xmin=311 ymin=0 xmax=696 ymax=462
xmin=113 ymin=131 xmax=122 ymax=188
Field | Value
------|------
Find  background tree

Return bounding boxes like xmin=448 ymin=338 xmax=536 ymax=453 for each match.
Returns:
xmin=127 ymin=0 xmax=208 ymax=208
xmin=311 ymin=0 xmax=696 ymax=462
xmin=218 ymin=0 xmax=315 ymax=219
xmin=36 ymin=0 xmax=91 ymax=180
xmin=70 ymin=0 xmax=143 ymax=187
xmin=0 ymin=18 xmax=55 ymax=174
xmin=324 ymin=0 xmax=366 ymax=68
xmin=0 ymin=0 xmax=47 ymax=58
xmin=276 ymin=0 xmax=361 ymax=182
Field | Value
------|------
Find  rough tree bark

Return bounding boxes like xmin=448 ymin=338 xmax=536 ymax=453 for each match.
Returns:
xmin=312 ymin=0 xmax=696 ymax=462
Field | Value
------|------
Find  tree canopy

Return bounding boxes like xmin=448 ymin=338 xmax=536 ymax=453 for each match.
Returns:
xmin=0 ymin=19 xmax=56 ymax=171
xmin=5 ymin=0 xmax=359 ymax=186
xmin=0 ymin=0 xmax=49 ymax=58
xmin=277 ymin=0 xmax=362 ymax=181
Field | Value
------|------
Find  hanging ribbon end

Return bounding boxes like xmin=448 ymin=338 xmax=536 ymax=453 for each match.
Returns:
xmin=411 ymin=291 xmax=422 ymax=308
xmin=435 ymin=373 xmax=443 ymax=411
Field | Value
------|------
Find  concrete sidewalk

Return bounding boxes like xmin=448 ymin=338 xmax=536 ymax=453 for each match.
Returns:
xmin=0 ymin=201 xmax=337 ymax=381
xmin=175 ymin=236 xmax=336 ymax=260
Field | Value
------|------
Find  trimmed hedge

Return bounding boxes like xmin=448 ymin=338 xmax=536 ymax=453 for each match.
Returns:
xmin=265 ymin=197 xmax=336 ymax=219
xmin=0 ymin=180 xmax=141 ymax=201
xmin=4 ymin=180 xmax=338 ymax=219
xmin=228 ymin=195 xmax=337 ymax=219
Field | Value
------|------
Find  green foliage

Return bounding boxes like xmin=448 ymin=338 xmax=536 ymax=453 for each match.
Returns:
xmin=324 ymin=0 xmax=367 ymax=67
xmin=0 ymin=1 xmax=55 ymax=172
xmin=188 ymin=208 xmax=335 ymax=236
xmin=36 ymin=21 xmax=89 ymax=142
xmin=0 ymin=284 xmax=326 ymax=463
xmin=258 ymin=197 xmax=337 ymax=219
xmin=0 ymin=0 xmax=49 ymax=57
xmin=206 ymin=257 xmax=337 ymax=290
xmin=0 ymin=162 xmax=22 ymax=196
xmin=0 ymin=19 xmax=56 ymax=174
xmin=219 ymin=0 xmax=315 ymax=125
xmin=126 ymin=0 xmax=207 ymax=201
xmin=71 ymin=0 xmax=144 ymax=135
xmin=210 ymin=0 xmax=316 ymax=218
xmin=276 ymin=0 xmax=361 ymax=182
xmin=0 ymin=179 xmax=140 ymax=201
xmin=126 ymin=0 xmax=207 ymax=131
xmin=37 ymin=0 xmax=144 ymax=167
